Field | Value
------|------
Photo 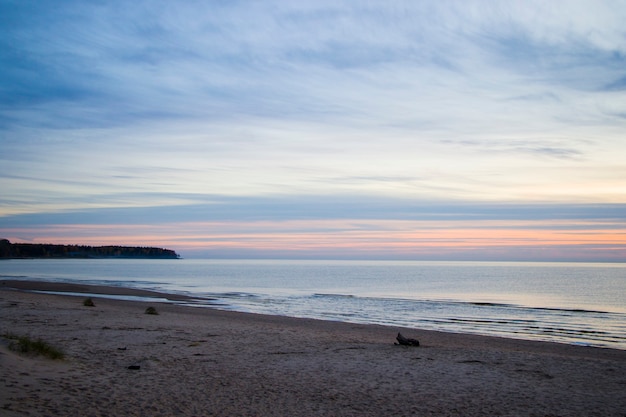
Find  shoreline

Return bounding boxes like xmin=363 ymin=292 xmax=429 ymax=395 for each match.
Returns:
xmin=2 ymin=281 xmax=626 ymax=416
xmin=0 ymin=279 xmax=198 ymax=302
xmin=2 ymin=279 xmax=625 ymax=353
xmin=3 ymin=279 xmax=625 ymax=351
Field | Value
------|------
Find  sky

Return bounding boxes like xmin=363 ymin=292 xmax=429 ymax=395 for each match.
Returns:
xmin=1 ymin=0 xmax=625 ymax=261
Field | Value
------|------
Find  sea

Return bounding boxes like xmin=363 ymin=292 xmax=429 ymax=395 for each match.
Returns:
xmin=1 ymin=259 xmax=625 ymax=350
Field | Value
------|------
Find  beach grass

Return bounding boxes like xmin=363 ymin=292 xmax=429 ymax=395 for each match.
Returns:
xmin=3 ymin=332 xmax=65 ymax=360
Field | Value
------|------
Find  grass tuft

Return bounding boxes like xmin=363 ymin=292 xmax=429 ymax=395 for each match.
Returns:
xmin=145 ymin=306 xmax=158 ymax=315
xmin=3 ymin=333 xmax=65 ymax=360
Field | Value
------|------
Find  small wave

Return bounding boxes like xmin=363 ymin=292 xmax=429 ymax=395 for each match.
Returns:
xmin=319 ymin=311 xmax=356 ymax=318
xmin=312 ymin=293 xmax=356 ymax=299
xmin=176 ymin=299 xmax=226 ymax=308
xmin=524 ymin=325 xmax=611 ymax=336
xmin=469 ymin=301 xmax=516 ymax=308
xmin=529 ymin=306 xmax=610 ymax=314
xmin=219 ymin=292 xmax=260 ymax=298
xmin=435 ymin=299 xmax=613 ymax=315
xmin=448 ymin=317 xmax=536 ymax=325
xmin=428 ymin=299 xmax=519 ymax=308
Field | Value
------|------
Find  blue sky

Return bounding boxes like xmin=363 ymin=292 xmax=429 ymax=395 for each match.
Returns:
xmin=1 ymin=0 xmax=625 ymax=260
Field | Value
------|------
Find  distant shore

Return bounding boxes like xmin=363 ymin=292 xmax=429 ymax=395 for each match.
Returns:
xmin=2 ymin=280 xmax=625 ymax=416
xmin=0 ymin=239 xmax=180 ymax=259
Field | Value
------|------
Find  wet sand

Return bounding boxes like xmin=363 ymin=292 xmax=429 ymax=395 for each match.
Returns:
xmin=1 ymin=280 xmax=625 ymax=416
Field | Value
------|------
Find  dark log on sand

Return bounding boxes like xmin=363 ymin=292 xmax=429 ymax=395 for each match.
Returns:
xmin=396 ymin=332 xmax=420 ymax=346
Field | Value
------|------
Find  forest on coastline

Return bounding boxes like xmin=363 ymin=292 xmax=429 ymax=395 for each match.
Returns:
xmin=0 ymin=239 xmax=179 ymax=259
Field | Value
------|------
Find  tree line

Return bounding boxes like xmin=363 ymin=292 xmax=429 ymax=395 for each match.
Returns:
xmin=0 ymin=239 xmax=180 ymax=259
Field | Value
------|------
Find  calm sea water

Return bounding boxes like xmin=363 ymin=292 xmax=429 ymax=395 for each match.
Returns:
xmin=1 ymin=259 xmax=625 ymax=349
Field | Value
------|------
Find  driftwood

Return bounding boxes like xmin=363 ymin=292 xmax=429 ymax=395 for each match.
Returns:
xmin=395 ymin=332 xmax=420 ymax=347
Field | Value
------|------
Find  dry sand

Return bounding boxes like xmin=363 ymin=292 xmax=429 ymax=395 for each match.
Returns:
xmin=1 ymin=280 xmax=625 ymax=417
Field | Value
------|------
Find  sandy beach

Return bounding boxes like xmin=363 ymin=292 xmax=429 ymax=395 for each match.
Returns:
xmin=1 ymin=280 xmax=625 ymax=416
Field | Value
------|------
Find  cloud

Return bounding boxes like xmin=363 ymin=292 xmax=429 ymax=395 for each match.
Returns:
xmin=604 ymin=75 xmax=626 ymax=91
xmin=3 ymin=0 xmax=623 ymax=130
xmin=2 ymin=194 xmax=625 ymax=225
xmin=1 ymin=1 xmax=626 ymax=260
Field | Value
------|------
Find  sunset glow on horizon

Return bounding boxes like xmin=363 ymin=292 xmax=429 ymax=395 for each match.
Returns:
xmin=3 ymin=216 xmax=625 ymax=261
